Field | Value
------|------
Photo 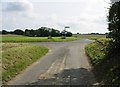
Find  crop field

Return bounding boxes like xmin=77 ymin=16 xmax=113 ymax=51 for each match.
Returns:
xmin=2 ymin=36 xmax=81 ymax=42
xmin=2 ymin=43 xmax=48 ymax=84
xmin=73 ymin=34 xmax=106 ymax=39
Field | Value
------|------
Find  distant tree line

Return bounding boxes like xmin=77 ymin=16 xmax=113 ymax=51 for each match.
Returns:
xmin=2 ymin=27 xmax=72 ymax=37
xmin=87 ymin=33 xmax=107 ymax=35
xmin=2 ymin=29 xmax=24 ymax=35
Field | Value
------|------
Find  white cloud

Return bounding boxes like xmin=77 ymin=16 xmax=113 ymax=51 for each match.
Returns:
xmin=2 ymin=0 xmax=110 ymax=33
xmin=2 ymin=0 xmax=37 ymax=18
xmin=36 ymin=0 xmax=109 ymax=33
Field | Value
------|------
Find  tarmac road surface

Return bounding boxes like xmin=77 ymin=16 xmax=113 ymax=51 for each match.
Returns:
xmin=8 ymin=39 xmax=97 ymax=85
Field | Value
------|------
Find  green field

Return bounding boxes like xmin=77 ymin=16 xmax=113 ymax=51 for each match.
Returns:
xmin=2 ymin=36 xmax=81 ymax=42
xmin=1 ymin=34 xmax=107 ymax=84
xmin=2 ymin=43 xmax=48 ymax=84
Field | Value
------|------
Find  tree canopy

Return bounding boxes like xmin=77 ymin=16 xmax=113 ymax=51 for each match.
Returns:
xmin=2 ymin=27 xmax=73 ymax=37
xmin=107 ymin=1 xmax=120 ymax=84
xmin=108 ymin=1 xmax=120 ymax=50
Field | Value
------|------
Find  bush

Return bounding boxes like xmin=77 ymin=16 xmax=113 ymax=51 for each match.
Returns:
xmin=48 ymin=36 xmax=52 ymax=39
xmin=61 ymin=36 xmax=66 ymax=39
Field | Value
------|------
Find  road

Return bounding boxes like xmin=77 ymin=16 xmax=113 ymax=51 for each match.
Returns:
xmin=8 ymin=39 xmax=97 ymax=85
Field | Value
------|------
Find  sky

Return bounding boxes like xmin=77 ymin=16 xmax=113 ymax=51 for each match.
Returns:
xmin=1 ymin=0 xmax=111 ymax=34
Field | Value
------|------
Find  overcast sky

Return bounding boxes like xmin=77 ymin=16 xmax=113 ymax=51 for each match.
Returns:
xmin=1 ymin=0 xmax=111 ymax=33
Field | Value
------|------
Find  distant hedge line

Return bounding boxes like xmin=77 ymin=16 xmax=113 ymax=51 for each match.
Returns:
xmin=2 ymin=27 xmax=72 ymax=37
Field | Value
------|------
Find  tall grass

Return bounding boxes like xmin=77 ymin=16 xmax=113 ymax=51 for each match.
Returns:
xmin=85 ymin=38 xmax=109 ymax=65
xmin=85 ymin=38 xmax=120 ymax=84
xmin=2 ymin=43 xmax=48 ymax=84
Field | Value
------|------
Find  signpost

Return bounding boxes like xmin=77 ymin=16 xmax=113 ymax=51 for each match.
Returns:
xmin=64 ymin=26 xmax=70 ymax=39
xmin=48 ymin=29 xmax=52 ymax=39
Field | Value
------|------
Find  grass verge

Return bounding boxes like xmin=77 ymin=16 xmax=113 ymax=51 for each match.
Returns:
xmin=2 ymin=36 xmax=81 ymax=42
xmin=2 ymin=43 xmax=48 ymax=84
xmin=85 ymin=38 xmax=110 ymax=64
xmin=85 ymin=38 xmax=120 ymax=85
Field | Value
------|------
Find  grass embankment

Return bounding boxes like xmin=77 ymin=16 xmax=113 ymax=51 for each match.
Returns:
xmin=85 ymin=38 xmax=120 ymax=84
xmin=2 ymin=36 xmax=81 ymax=42
xmin=2 ymin=43 xmax=48 ymax=84
xmin=85 ymin=38 xmax=109 ymax=65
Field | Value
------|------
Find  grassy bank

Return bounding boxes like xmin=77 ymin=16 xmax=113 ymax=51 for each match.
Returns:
xmin=85 ymin=38 xmax=109 ymax=65
xmin=2 ymin=43 xmax=48 ymax=84
xmin=85 ymin=38 xmax=120 ymax=84
xmin=2 ymin=36 xmax=81 ymax=42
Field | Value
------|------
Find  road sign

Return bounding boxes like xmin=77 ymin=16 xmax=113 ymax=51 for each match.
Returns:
xmin=65 ymin=26 xmax=70 ymax=28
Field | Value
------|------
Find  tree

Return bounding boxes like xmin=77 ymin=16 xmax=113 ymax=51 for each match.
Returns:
xmin=23 ymin=27 xmax=72 ymax=37
xmin=107 ymin=2 xmax=120 ymax=84
xmin=30 ymin=29 xmax=36 ymax=37
xmin=2 ymin=30 xmax=8 ymax=34
xmin=66 ymin=32 xmax=72 ymax=37
xmin=109 ymin=1 xmax=120 ymax=51
xmin=25 ymin=29 xmax=30 ymax=36
xmin=108 ymin=1 xmax=120 ymax=51
xmin=13 ymin=29 xmax=24 ymax=35
xmin=51 ymin=29 xmax=60 ymax=37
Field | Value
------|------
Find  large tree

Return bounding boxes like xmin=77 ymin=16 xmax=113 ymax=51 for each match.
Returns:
xmin=108 ymin=1 xmax=120 ymax=51
xmin=107 ymin=1 xmax=120 ymax=84
xmin=13 ymin=29 xmax=24 ymax=35
xmin=2 ymin=30 xmax=8 ymax=34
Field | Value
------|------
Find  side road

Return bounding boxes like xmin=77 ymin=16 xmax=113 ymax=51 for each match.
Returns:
xmin=8 ymin=39 xmax=97 ymax=85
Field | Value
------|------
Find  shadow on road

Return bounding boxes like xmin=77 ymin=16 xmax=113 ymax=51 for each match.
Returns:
xmin=28 ymin=68 xmax=96 ymax=85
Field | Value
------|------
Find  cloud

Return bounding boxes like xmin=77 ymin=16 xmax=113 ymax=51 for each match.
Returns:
xmin=34 ymin=14 xmax=108 ymax=33
xmin=2 ymin=0 xmax=110 ymax=33
xmin=2 ymin=0 xmax=36 ymax=18
xmin=3 ymin=0 xmax=33 ymax=12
